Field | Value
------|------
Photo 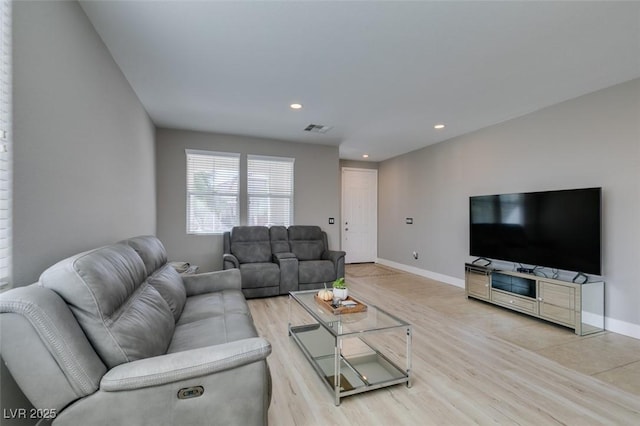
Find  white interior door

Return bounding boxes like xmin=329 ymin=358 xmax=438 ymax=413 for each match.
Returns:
xmin=341 ymin=168 xmax=377 ymax=263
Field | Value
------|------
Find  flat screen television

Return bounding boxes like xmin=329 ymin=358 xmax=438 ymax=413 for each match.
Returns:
xmin=469 ymin=187 xmax=601 ymax=275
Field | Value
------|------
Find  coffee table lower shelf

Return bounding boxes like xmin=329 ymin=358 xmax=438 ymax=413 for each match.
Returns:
xmin=289 ymin=323 xmax=411 ymax=405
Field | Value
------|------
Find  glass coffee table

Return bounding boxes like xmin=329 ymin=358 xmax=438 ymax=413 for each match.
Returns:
xmin=288 ymin=290 xmax=412 ymax=405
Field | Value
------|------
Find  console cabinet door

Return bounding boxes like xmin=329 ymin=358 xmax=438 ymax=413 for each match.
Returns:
xmin=538 ymin=281 xmax=576 ymax=326
xmin=466 ymin=269 xmax=490 ymax=300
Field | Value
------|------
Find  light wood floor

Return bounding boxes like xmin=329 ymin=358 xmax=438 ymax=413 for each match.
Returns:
xmin=248 ymin=264 xmax=640 ymax=425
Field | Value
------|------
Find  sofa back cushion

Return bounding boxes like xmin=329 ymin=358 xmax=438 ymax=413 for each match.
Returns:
xmin=39 ymin=243 xmax=175 ymax=368
xmin=123 ymin=235 xmax=187 ymax=321
xmin=148 ymin=264 xmax=187 ymax=321
xmin=269 ymin=226 xmax=290 ymax=253
xmin=288 ymin=226 xmax=326 ymax=261
xmin=230 ymin=226 xmax=272 ymax=263
xmin=123 ymin=235 xmax=168 ymax=275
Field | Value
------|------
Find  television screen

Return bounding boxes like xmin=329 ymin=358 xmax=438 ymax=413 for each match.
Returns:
xmin=469 ymin=188 xmax=601 ymax=275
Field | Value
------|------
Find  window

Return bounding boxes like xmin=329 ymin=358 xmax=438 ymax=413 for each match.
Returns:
xmin=247 ymin=155 xmax=294 ymax=227
xmin=0 ymin=0 xmax=11 ymax=288
xmin=186 ymin=150 xmax=240 ymax=234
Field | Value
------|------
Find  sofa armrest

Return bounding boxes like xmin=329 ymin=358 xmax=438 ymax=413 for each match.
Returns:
xmin=57 ymin=338 xmax=272 ymax=426
xmin=273 ymin=252 xmax=296 ymax=261
xmin=223 ymin=253 xmax=239 ymax=270
xmin=323 ymin=250 xmax=346 ymax=265
xmin=101 ymin=337 xmax=271 ymax=391
xmin=182 ymin=269 xmax=241 ymax=296
xmin=0 ymin=285 xmax=107 ymax=410
xmin=323 ymin=250 xmax=346 ymax=278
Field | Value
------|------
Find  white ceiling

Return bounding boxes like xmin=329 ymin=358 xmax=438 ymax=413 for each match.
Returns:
xmin=79 ymin=1 xmax=640 ymax=162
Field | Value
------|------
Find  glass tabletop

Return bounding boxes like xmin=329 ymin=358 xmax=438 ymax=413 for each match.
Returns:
xmin=289 ymin=290 xmax=409 ymax=337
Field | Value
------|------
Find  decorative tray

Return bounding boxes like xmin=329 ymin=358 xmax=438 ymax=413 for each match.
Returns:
xmin=314 ymin=295 xmax=368 ymax=314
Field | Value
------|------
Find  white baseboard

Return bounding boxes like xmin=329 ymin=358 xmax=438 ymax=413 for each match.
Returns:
xmin=605 ymin=317 xmax=640 ymax=340
xmin=374 ymin=258 xmax=640 ymax=340
xmin=375 ymin=258 xmax=465 ymax=288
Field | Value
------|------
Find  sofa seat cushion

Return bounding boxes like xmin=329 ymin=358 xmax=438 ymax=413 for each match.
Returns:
xmin=298 ymin=260 xmax=336 ymax=284
xmin=239 ymin=263 xmax=280 ymax=289
xmin=177 ymin=290 xmax=250 ymax=325
xmin=170 ymin=289 xmax=257 ymax=353
xmin=168 ymin=313 xmax=258 ymax=353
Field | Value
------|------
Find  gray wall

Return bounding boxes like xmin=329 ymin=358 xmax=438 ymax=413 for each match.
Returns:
xmin=379 ymin=78 xmax=640 ymax=334
xmin=156 ymin=129 xmax=340 ymax=272
xmin=12 ymin=1 xmax=156 ymax=286
xmin=5 ymin=2 xmax=156 ymax=422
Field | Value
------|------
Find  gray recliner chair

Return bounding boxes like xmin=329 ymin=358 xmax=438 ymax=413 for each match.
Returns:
xmin=223 ymin=226 xmax=283 ymax=298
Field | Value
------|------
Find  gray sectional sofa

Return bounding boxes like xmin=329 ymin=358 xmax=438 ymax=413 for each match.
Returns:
xmin=223 ymin=225 xmax=346 ymax=298
xmin=0 ymin=236 xmax=272 ymax=426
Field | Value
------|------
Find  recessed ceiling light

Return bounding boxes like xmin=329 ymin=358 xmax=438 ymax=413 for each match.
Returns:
xmin=434 ymin=123 xmax=445 ymax=129
xmin=362 ymin=154 xmax=369 ymax=158
xmin=290 ymin=103 xmax=303 ymax=110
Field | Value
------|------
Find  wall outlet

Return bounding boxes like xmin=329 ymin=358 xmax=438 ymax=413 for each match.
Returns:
xmin=412 ymin=251 xmax=419 ymax=260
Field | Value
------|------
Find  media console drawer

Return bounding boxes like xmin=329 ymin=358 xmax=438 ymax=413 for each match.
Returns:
xmin=491 ymin=290 xmax=537 ymax=315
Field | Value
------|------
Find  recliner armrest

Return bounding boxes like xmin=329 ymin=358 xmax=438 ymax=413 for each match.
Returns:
xmin=222 ymin=253 xmax=239 ymax=270
xmin=323 ymin=250 xmax=346 ymax=279
xmin=182 ymin=269 xmax=241 ymax=296
xmin=323 ymin=250 xmax=346 ymax=264
xmin=100 ymin=337 xmax=271 ymax=391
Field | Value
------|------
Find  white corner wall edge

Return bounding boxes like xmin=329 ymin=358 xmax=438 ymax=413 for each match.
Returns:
xmin=376 ymin=258 xmax=465 ymax=288
xmin=375 ymin=258 xmax=640 ymax=340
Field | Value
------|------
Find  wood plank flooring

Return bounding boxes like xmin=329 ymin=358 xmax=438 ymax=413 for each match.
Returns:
xmin=247 ymin=264 xmax=640 ymax=425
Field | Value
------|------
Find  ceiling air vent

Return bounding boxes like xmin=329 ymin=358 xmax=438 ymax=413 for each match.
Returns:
xmin=304 ymin=124 xmax=333 ymax=134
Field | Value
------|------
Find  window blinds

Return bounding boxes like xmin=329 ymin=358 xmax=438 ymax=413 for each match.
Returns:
xmin=186 ymin=150 xmax=240 ymax=234
xmin=0 ymin=0 xmax=11 ymax=288
xmin=247 ymin=155 xmax=294 ymax=227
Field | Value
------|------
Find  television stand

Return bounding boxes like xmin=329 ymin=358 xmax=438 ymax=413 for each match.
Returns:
xmin=464 ymin=264 xmax=604 ymax=335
